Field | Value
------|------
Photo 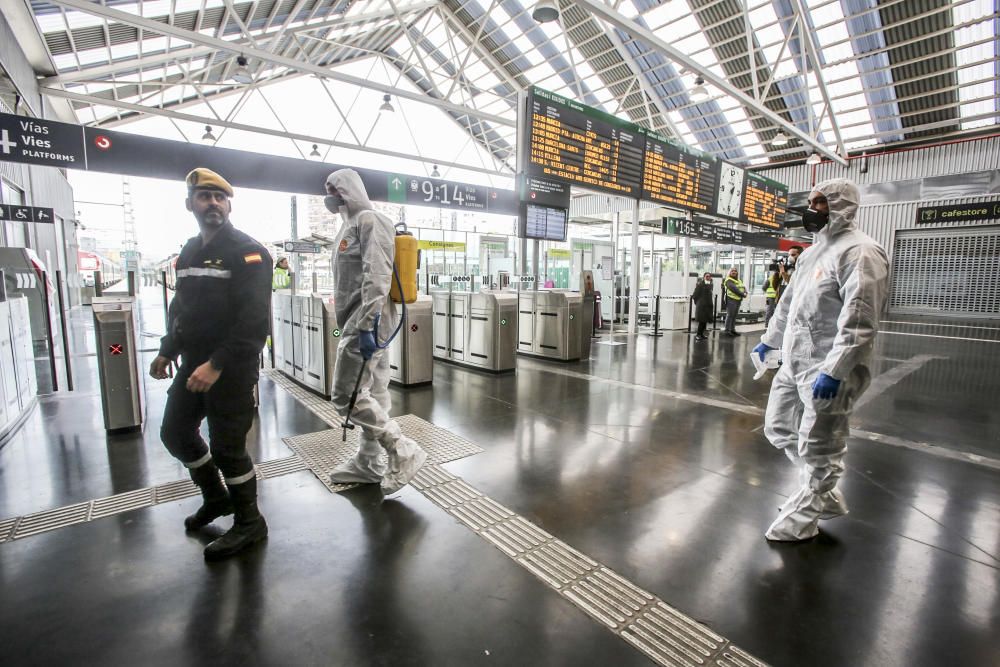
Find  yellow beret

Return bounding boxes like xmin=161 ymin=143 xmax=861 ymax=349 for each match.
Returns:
xmin=185 ymin=168 xmax=233 ymax=197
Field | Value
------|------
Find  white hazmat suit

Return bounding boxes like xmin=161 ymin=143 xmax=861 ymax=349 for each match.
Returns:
xmin=326 ymin=169 xmax=426 ymax=495
xmin=759 ymin=178 xmax=889 ymax=541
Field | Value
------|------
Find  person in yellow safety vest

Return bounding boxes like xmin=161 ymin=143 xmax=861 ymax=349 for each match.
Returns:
xmin=723 ymin=268 xmax=747 ymax=336
xmin=272 ymin=257 xmax=291 ymax=290
xmin=764 ymin=271 xmax=780 ymax=327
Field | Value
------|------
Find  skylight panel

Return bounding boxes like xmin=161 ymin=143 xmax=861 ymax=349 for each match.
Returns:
xmin=139 ymin=0 xmax=172 ymax=18
xmin=526 ymin=61 xmax=558 ymax=85
xmin=642 ymin=1 xmax=689 ymax=31
xmin=618 ymin=0 xmax=639 ymax=19
xmin=64 ymin=10 xmax=105 ymax=29
xmin=952 ymin=1 xmax=996 ymax=129
xmin=36 ymin=13 xmax=67 ymax=33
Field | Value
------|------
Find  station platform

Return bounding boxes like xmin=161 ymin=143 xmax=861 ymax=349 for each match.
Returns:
xmin=0 ymin=289 xmax=997 ymax=666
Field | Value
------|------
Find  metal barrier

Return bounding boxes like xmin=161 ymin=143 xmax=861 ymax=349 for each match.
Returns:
xmin=92 ymin=296 xmax=145 ymax=432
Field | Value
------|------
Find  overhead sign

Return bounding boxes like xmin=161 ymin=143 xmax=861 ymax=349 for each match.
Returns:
xmin=418 ymin=240 xmax=466 ymax=251
xmin=548 ymin=249 xmax=571 ymax=258
xmin=522 ymin=175 xmax=571 ymax=209
xmin=527 ymin=87 xmax=644 ymax=197
xmin=284 ymin=241 xmax=322 ymax=253
xmin=386 ymin=172 xmax=515 ymax=214
xmin=521 ymin=202 xmax=568 ymax=242
xmin=0 ymin=112 xmax=85 ymax=169
xmin=0 ymin=112 xmax=518 ymax=216
xmin=741 ymin=172 xmax=788 ymax=230
xmin=522 ymin=89 xmax=789 ymax=229
xmin=916 ymin=201 xmax=1000 ymax=224
xmin=0 ymin=203 xmax=56 ymax=223
xmin=662 ymin=217 xmax=781 ymax=249
xmin=641 ymin=129 xmax=718 ymax=213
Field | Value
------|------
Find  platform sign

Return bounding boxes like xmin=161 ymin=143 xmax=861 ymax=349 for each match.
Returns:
xmin=284 ymin=241 xmax=322 ymax=253
xmin=741 ymin=172 xmax=788 ymax=229
xmin=0 ymin=112 xmax=86 ymax=169
xmin=527 ymin=87 xmax=644 ymax=197
xmin=916 ymin=201 xmax=1000 ymax=224
xmin=641 ymin=129 xmax=718 ymax=213
xmin=0 ymin=203 xmax=56 ymax=223
xmin=387 ymin=172 xmax=514 ymax=214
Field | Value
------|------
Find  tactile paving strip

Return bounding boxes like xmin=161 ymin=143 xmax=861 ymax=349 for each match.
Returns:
xmin=0 ymin=455 xmax=308 ymax=543
xmin=411 ymin=465 xmax=770 ymax=667
xmin=282 ymin=415 xmax=483 ymax=494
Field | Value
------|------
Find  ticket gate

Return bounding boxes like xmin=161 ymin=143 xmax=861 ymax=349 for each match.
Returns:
xmin=517 ymin=290 xmax=585 ymax=361
xmin=432 ymin=289 xmax=517 ymax=372
xmin=388 ymin=295 xmax=433 ymax=386
xmin=92 ymin=295 xmax=145 ymax=432
xmin=273 ymin=292 xmax=433 ymax=395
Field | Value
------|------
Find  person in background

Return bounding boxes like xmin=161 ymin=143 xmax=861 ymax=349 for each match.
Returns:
xmin=272 ymin=257 xmax=291 ymax=290
xmin=777 ymin=245 xmax=803 ymax=301
xmin=764 ymin=269 xmax=781 ymax=326
xmin=692 ymin=272 xmax=714 ymax=341
xmin=723 ymin=267 xmax=747 ymax=336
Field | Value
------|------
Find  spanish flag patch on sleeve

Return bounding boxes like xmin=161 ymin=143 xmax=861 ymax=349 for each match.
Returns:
xmin=243 ymin=252 xmax=263 ymax=264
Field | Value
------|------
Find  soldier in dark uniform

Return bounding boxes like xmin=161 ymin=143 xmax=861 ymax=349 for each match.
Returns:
xmin=149 ymin=167 xmax=272 ymax=560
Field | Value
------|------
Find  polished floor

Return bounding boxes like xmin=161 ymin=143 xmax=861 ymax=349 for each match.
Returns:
xmin=1 ymin=289 xmax=998 ymax=666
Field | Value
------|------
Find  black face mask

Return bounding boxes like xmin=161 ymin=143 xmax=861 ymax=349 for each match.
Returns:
xmin=324 ymin=194 xmax=345 ymax=213
xmin=802 ymin=208 xmax=829 ymax=233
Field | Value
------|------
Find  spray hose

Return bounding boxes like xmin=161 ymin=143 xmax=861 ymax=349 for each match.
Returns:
xmin=372 ymin=263 xmax=406 ymax=349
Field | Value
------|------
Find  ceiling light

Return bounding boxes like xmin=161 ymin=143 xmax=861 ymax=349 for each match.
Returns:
xmin=201 ymin=125 xmax=216 ymax=142
xmin=772 ymin=131 xmax=788 ymax=146
xmin=309 ymin=144 xmax=321 ymax=158
xmin=431 ymin=164 xmax=441 ymax=178
xmin=806 ymin=152 xmax=821 ymax=165
xmin=532 ymin=0 xmax=559 ymax=23
xmin=690 ymin=76 xmax=708 ymax=102
xmin=232 ymin=56 xmax=252 ymax=84
xmin=379 ymin=94 xmax=394 ymax=113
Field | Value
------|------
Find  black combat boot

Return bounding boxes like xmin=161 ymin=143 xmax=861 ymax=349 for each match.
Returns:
xmin=203 ymin=477 xmax=268 ymax=561
xmin=184 ymin=461 xmax=234 ymax=531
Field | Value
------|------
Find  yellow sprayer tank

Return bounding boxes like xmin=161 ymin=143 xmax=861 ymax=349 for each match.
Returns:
xmin=391 ymin=224 xmax=419 ymax=304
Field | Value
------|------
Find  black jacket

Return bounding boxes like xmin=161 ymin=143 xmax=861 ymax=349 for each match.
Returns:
xmin=691 ymin=281 xmax=714 ymax=323
xmin=159 ymin=222 xmax=272 ymax=371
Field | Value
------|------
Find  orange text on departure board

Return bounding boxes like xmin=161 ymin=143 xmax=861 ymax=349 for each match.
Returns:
xmin=642 ymin=150 xmax=709 ymax=211
xmin=529 ymin=113 xmax=636 ymax=194
xmin=743 ymin=183 xmax=786 ymax=228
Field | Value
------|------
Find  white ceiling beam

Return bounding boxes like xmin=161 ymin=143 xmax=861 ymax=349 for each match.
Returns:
xmin=574 ymin=0 xmax=847 ymax=165
xmin=43 ymin=0 xmax=517 ymax=127
xmin=40 ymin=2 xmax=438 ymax=86
xmin=41 ymin=86 xmax=507 ymax=178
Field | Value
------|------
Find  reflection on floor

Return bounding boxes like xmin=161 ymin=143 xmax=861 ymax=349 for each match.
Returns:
xmin=1 ymin=291 xmax=998 ymax=667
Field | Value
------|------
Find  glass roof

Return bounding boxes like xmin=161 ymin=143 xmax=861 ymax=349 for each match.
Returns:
xmin=25 ymin=0 xmax=1000 ymax=176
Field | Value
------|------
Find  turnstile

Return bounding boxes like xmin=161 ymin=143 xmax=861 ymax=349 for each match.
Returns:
xmin=432 ymin=289 xmax=517 ymax=372
xmin=0 ymin=297 xmax=37 ymax=442
xmin=517 ymin=290 xmax=585 ymax=361
xmin=388 ymin=295 xmax=433 ymax=386
xmin=273 ymin=292 xmax=432 ymax=395
xmin=92 ymin=295 xmax=145 ymax=432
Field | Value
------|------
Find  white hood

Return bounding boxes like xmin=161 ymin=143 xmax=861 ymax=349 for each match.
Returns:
xmin=812 ymin=177 xmax=860 ymax=237
xmin=326 ymin=168 xmax=373 ymax=218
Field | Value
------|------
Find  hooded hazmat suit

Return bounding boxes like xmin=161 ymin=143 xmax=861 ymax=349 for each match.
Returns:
xmin=326 ymin=169 xmax=426 ymax=495
xmin=759 ymin=178 xmax=889 ymax=541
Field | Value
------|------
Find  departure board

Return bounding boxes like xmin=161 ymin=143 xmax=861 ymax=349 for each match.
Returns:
xmin=520 ymin=203 xmax=568 ymax=242
xmin=641 ymin=130 xmax=718 ymax=212
xmin=741 ymin=172 xmax=789 ymax=229
xmin=527 ymin=87 xmax=644 ymax=197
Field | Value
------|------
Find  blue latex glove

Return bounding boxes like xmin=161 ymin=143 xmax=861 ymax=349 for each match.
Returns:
xmin=752 ymin=342 xmax=773 ymax=362
xmin=359 ymin=330 xmax=377 ymax=361
xmin=812 ymin=373 xmax=841 ymax=400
